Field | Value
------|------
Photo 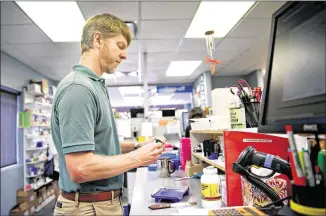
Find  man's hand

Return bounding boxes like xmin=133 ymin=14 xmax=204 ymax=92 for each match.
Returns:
xmin=130 ymin=142 xmax=164 ymax=166
xmin=139 ymin=136 xmax=167 ymax=147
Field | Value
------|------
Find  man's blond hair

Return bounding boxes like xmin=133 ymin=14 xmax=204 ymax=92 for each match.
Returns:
xmin=81 ymin=13 xmax=131 ymax=54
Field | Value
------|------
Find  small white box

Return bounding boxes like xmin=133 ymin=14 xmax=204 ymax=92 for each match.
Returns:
xmin=27 ymin=84 xmax=41 ymax=93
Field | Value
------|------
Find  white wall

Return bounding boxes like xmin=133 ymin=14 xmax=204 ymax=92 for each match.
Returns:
xmin=1 ymin=51 xmax=57 ymax=91
xmin=0 ymin=51 xmax=56 ymax=215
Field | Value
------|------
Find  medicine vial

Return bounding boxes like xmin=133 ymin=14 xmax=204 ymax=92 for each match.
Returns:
xmin=201 ymin=166 xmax=222 ymax=209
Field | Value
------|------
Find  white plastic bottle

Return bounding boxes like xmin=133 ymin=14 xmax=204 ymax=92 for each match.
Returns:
xmin=201 ymin=166 xmax=222 ymax=209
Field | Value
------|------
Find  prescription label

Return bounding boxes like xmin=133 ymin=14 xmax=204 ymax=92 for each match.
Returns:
xmin=201 ymin=183 xmax=220 ymax=200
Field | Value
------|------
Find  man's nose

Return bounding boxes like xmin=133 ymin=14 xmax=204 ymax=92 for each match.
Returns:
xmin=120 ymin=51 xmax=127 ymax=60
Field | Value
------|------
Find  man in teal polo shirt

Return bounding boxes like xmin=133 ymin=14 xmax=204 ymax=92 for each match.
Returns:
xmin=51 ymin=13 xmax=165 ymax=216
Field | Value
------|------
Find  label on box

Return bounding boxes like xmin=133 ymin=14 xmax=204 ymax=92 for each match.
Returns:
xmin=24 ymin=211 xmax=28 ymax=216
xmin=30 ymin=195 xmax=35 ymax=201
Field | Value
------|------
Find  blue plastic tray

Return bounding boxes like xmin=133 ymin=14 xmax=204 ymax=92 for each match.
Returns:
xmin=151 ymin=186 xmax=190 ymax=203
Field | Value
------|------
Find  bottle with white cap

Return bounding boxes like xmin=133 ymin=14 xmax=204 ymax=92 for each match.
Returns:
xmin=201 ymin=166 xmax=222 ymax=209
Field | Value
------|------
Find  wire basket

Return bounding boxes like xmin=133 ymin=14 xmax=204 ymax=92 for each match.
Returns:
xmin=243 ymin=102 xmax=260 ymax=128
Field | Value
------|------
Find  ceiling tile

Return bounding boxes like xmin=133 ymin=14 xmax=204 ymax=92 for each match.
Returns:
xmin=141 ymin=39 xmax=179 ymax=53
xmin=216 ymin=38 xmax=258 ymax=52
xmin=1 ymin=24 xmax=51 ymax=44
xmin=178 ymin=38 xmax=211 ymax=52
xmin=14 ymin=43 xmax=61 ymax=57
xmin=245 ymin=1 xmax=287 ymax=19
xmin=127 ymin=40 xmax=139 ymax=54
xmin=78 ymin=1 xmax=139 ymax=21
xmin=174 ymin=51 xmax=206 ymax=61
xmin=227 ymin=19 xmax=272 ymax=38
xmin=139 ymin=20 xmax=190 ymax=39
xmin=147 ymin=53 xmax=173 ymax=63
xmin=56 ymin=42 xmax=81 ymax=56
xmin=141 ymin=2 xmax=199 ymax=20
xmin=1 ymin=2 xmax=33 ymax=25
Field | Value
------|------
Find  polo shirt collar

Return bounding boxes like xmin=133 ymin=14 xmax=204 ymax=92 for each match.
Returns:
xmin=73 ymin=65 xmax=105 ymax=83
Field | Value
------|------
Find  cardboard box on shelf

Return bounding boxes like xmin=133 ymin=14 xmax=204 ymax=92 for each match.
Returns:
xmin=10 ymin=201 xmax=35 ymax=216
xmin=16 ymin=188 xmax=36 ymax=204
xmin=46 ymin=184 xmax=54 ymax=197
xmin=27 ymin=83 xmax=42 ymax=94
xmin=185 ymin=161 xmax=204 ymax=177
xmin=39 ymin=187 xmax=47 ymax=200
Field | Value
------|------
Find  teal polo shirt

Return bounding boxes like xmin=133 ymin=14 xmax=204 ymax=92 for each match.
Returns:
xmin=51 ymin=65 xmax=123 ymax=193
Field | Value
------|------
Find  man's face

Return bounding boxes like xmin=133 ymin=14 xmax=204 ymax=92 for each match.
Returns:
xmin=99 ymin=34 xmax=128 ymax=74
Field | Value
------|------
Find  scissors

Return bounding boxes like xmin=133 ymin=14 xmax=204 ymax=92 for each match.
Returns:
xmin=230 ymin=85 xmax=241 ymax=96
xmin=237 ymin=79 xmax=252 ymax=97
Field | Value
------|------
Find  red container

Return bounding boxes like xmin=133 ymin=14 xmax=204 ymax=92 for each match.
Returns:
xmin=180 ymin=138 xmax=191 ymax=170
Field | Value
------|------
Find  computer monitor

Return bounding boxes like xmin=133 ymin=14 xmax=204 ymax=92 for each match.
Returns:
xmin=258 ymin=1 xmax=326 ymax=134
xmin=182 ymin=111 xmax=189 ymax=132
xmin=130 ymin=108 xmax=144 ymax=118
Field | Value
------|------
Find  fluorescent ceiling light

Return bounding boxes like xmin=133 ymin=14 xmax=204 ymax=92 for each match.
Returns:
xmin=119 ymin=86 xmax=141 ymax=97
xmin=166 ymin=61 xmax=202 ymax=77
xmin=16 ymin=1 xmax=85 ymax=42
xmin=185 ymin=1 xmax=255 ymax=38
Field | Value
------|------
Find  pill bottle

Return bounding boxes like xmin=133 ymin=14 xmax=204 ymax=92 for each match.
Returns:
xmin=201 ymin=166 xmax=222 ymax=209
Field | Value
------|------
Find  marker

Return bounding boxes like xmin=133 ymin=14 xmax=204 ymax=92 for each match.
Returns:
xmin=303 ymin=149 xmax=315 ymax=187
xmin=288 ymin=149 xmax=306 ymax=186
xmin=286 ymin=125 xmax=304 ymax=177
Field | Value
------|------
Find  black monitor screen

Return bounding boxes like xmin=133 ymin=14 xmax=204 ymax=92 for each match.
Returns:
xmin=182 ymin=112 xmax=189 ymax=132
xmin=162 ymin=109 xmax=175 ymax=117
xmin=130 ymin=108 xmax=144 ymax=118
xmin=259 ymin=1 xmax=326 ymax=133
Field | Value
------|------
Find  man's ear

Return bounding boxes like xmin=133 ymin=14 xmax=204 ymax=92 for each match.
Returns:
xmin=93 ymin=32 xmax=102 ymax=49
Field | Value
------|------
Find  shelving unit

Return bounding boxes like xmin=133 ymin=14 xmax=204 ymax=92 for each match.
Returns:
xmin=22 ymin=87 xmax=56 ymax=210
xmin=192 ymin=152 xmax=225 ymax=171
xmin=190 ymin=130 xmax=225 ymax=172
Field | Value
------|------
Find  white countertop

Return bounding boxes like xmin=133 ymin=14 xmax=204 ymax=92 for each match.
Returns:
xmin=129 ymin=167 xmax=208 ymax=215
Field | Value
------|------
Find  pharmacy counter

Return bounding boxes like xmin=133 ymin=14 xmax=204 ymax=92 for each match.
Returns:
xmin=129 ymin=167 xmax=207 ymax=215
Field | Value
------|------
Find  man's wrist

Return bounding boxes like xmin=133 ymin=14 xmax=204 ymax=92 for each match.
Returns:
xmin=134 ymin=141 xmax=140 ymax=150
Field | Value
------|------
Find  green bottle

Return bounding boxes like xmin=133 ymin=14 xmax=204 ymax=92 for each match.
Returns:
xmin=317 ymin=150 xmax=326 ymax=178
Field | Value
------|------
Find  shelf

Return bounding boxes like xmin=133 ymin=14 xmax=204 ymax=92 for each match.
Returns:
xmin=26 ymin=159 xmax=47 ymax=165
xmin=26 ymin=173 xmax=43 ymax=178
xmin=192 ymin=152 xmax=225 ymax=171
xmin=190 ymin=130 xmax=224 ymax=135
xmin=33 ymin=179 xmax=53 ymax=190
xmin=26 ymin=91 xmax=44 ymax=97
xmin=26 ymin=134 xmax=50 ymax=139
xmin=31 ymin=112 xmax=51 ymax=118
xmin=26 ymin=147 xmax=48 ymax=151
xmin=35 ymin=195 xmax=56 ymax=212
xmin=31 ymin=124 xmax=51 ymax=128
xmin=25 ymin=102 xmax=52 ymax=109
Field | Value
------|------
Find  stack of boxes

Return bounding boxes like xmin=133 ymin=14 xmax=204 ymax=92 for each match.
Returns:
xmin=10 ymin=182 xmax=55 ymax=215
xmin=10 ymin=189 xmax=36 ymax=216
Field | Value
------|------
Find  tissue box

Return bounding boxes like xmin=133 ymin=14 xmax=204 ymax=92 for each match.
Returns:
xmin=241 ymin=176 xmax=288 ymax=208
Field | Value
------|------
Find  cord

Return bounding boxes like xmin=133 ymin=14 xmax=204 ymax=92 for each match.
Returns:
xmin=261 ymin=196 xmax=292 ymax=208
xmin=233 ymin=163 xmax=282 ymax=205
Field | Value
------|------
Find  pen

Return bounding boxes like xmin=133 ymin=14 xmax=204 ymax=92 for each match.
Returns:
xmin=303 ymin=149 xmax=315 ymax=187
xmin=298 ymin=149 xmax=305 ymax=175
xmin=286 ymin=125 xmax=304 ymax=177
xmin=288 ymin=149 xmax=306 ymax=186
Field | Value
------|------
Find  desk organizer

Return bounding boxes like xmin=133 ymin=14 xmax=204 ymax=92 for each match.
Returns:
xmin=290 ymin=184 xmax=326 ymax=216
xmin=151 ymin=186 xmax=190 ymax=203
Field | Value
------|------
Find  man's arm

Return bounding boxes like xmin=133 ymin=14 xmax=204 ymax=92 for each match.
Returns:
xmin=120 ymin=141 xmax=136 ymax=153
xmin=65 ymin=142 xmax=164 ymax=183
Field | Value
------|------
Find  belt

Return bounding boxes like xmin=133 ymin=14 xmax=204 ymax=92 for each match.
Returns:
xmin=61 ymin=189 xmax=122 ymax=202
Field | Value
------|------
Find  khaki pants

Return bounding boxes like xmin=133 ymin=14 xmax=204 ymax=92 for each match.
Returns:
xmin=54 ymin=194 xmax=123 ymax=216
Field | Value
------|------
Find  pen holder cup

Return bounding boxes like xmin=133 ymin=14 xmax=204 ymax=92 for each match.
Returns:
xmin=243 ymin=102 xmax=260 ymax=128
xmin=290 ymin=184 xmax=326 ymax=215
